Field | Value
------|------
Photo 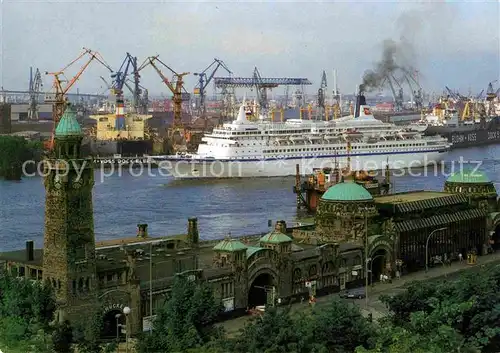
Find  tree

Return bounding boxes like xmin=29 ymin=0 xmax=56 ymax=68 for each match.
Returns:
xmin=72 ymin=309 xmax=106 ymax=353
xmin=309 ymin=298 xmax=375 ymax=353
xmin=136 ymin=275 xmax=223 ymax=353
xmin=0 ymin=136 xmax=41 ymax=180
xmin=379 ymin=264 xmax=500 ymax=352
xmin=52 ymin=320 xmax=73 ymax=353
xmin=228 ymin=307 xmax=306 ymax=353
xmin=0 ymin=273 xmax=56 ymax=352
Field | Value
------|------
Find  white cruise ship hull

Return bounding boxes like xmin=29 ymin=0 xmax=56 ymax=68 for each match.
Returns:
xmin=160 ymin=149 xmax=448 ymax=179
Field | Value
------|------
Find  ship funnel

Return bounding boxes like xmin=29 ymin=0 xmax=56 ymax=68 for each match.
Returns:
xmin=354 ymin=92 xmax=367 ymax=118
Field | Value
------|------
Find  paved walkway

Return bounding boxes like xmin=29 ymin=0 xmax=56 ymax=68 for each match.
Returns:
xmin=222 ymin=251 xmax=500 ymax=336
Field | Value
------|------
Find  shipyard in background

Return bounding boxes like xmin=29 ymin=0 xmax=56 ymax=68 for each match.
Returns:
xmin=0 ymin=48 xmax=499 ymax=160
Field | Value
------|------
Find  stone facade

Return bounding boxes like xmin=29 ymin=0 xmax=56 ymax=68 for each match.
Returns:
xmin=42 ymin=122 xmax=99 ymax=323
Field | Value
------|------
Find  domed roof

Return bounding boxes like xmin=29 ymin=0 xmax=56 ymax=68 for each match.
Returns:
xmin=55 ymin=106 xmax=83 ymax=137
xmin=213 ymin=238 xmax=247 ymax=252
xmin=321 ymin=180 xmax=373 ymax=202
xmin=260 ymin=230 xmax=292 ymax=244
xmin=446 ymin=169 xmax=491 ymax=184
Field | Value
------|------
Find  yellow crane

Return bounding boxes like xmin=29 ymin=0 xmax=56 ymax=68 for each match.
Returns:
xmin=138 ymin=56 xmax=190 ymax=151
xmin=45 ymin=47 xmax=110 ymax=150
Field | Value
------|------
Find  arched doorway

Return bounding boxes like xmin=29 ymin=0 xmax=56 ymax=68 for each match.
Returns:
xmin=369 ymin=249 xmax=389 ymax=285
xmin=101 ymin=310 xmax=126 ymax=339
xmin=248 ymin=273 xmax=274 ymax=308
xmin=492 ymin=225 xmax=500 ymax=251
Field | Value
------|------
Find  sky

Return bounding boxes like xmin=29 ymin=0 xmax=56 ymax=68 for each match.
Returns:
xmin=0 ymin=0 xmax=499 ymax=98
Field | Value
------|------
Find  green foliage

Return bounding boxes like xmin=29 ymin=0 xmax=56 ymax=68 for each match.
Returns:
xmin=225 ymin=299 xmax=375 ymax=353
xmin=0 ymin=274 xmax=56 ymax=331
xmin=52 ymin=320 xmax=73 ymax=353
xmin=379 ymin=264 xmax=500 ymax=352
xmin=310 ymin=298 xmax=375 ymax=352
xmin=136 ymin=276 xmax=224 ymax=353
xmin=0 ymin=274 xmax=56 ymax=352
xmin=72 ymin=309 xmax=105 ymax=353
xmin=228 ymin=306 xmax=305 ymax=353
xmin=0 ymin=135 xmax=41 ymax=180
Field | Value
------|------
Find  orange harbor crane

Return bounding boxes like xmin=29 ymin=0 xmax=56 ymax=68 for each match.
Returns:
xmin=45 ymin=47 xmax=111 ymax=150
xmin=138 ymin=55 xmax=190 ymax=148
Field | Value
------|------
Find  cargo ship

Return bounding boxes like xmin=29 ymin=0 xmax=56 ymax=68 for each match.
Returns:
xmin=418 ymin=84 xmax=500 ymax=149
xmin=86 ymin=111 xmax=155 ymax=156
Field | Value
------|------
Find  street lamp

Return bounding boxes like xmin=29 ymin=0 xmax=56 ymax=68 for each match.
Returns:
xmin=115 ymin=313 xmax=121 ymax=341
xmin=123 ymin=306 xmax=131 ymax=353
xmin=363 ymin=211 xmax=369 ymax=308
xmin=425 ymin=227 xmax=447 ymax=272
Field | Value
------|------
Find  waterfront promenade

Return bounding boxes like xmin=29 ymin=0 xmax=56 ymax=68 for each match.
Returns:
xmin=221 ymin=250 xmax=500 ymax=337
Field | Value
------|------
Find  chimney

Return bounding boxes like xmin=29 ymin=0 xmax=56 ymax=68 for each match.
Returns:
xmin=354 ymin=86 xmax=367 ymax=118
xmin=137 ymin=224 xmax=148 ymax=238
xmin=187 ymin=217 xmax=199 ymax=245
xmin=26 ymin=240 xmax=34 ymax=262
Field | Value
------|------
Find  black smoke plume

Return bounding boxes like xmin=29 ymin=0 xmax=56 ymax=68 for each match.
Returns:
xmin=360 ymin=39 xmax=406 ymax=93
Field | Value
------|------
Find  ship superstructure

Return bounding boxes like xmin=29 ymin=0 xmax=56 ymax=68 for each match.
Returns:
xmin=160 ymin=94 xmax=450 ymax=178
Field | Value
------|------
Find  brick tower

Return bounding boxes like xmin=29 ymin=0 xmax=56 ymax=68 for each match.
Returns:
xmin=42 ymin=105 xmax=98 ymax=323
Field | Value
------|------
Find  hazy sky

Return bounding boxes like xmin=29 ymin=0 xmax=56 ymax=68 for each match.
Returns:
xmin=1 ymin=0 xmax=499 ymax=97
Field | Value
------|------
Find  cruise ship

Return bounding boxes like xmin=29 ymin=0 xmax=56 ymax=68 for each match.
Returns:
xmin=159 ymin=95 xmax=450 ymax=179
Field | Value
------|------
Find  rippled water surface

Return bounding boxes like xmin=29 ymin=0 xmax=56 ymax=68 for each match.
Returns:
xmin=1 ymin=145 xmax=499 ymax=251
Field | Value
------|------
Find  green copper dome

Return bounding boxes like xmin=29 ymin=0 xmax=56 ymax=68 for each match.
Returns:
xmin=55 ymin=106 xmax=83 ymax=137
xmin=213 ymin=238 xmax=247 ymax=252
xmin=446 ymin=169 xmax=491 ymax=184
xmin=260 ymin=230 xmax=292 ymax=244
xmin=321 ymin=180 xmax=373 ymax=202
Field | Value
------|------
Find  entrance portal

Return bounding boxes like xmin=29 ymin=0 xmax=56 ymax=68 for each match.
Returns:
xmin=492 ymin=225 xmax=500 ymax=251
xmin=101 ymin=309 xmax=125 ymax=339
xmin=248 ymin=273 xmax=274 ymax=308
xmin=370 ymin=249 xmax=388 ymax=284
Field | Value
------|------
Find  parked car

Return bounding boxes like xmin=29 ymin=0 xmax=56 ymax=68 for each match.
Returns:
xmin=339 ymin=288 xmax=366 ymax=299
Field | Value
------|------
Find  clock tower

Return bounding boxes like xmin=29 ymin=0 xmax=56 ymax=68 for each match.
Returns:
xmin=42 ymin=105 xmax=98 ymax=322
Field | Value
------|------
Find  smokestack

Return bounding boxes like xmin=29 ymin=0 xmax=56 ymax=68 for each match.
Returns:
xmin=354 ymin=86 xmax=367 ymax=118
xmin=187 ymin=217 xmax=199 ymax=244
xmin=26 ymin=240 xmax=34 ymax=261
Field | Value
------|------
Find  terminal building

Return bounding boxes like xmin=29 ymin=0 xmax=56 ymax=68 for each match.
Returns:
xmin=0 ymin=105 xmax=499 ymax=337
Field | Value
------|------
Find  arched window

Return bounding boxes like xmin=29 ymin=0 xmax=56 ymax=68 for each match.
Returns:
xmin=78 ymin=278 xmax=84 ymax=290
xmin=85 ymin=277 xmax=90 ymax=289
xmin=293 ymin=268 xmax=302 ymax=282
xmin=309 ymin=265 xmax=317 ymax=278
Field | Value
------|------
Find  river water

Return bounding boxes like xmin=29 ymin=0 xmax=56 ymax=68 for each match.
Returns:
xmin=1 ymin=145 xmax=499 ymax=252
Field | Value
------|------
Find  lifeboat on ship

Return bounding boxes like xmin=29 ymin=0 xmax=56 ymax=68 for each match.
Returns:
xmin=307 ymin=134 xmax=323 ymax=142
xmin=324 ymin=134 xmax=341 ymax=141
xmin=289 ymin=135 xmax=305 ymax=143
xmin=342 ymin=129 xmax=363 ymax=140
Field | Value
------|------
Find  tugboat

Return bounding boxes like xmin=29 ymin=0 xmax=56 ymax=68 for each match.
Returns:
xmin=293 ymin=161 xmax=391 ymax=213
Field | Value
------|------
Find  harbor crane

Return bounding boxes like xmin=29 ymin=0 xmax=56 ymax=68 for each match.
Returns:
xmin=193 ymin=58 xmax=231 ymax=117
xmin=45 ymin=47 xmax=111 ymax=150
xmin=317 ymin=70 xmax=327 ymax=109
xmin=28 ymin=67 xmax=43 ymax=120
xmin=381 ymin=75 xmax=404 ymax=111
xmin=111 ymin=53 xmax=144 ymax=117
xmin=214 ymin=70 xmax=312 ymax=115
xmin=138 ymin=55 xmax=190 ymax=149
